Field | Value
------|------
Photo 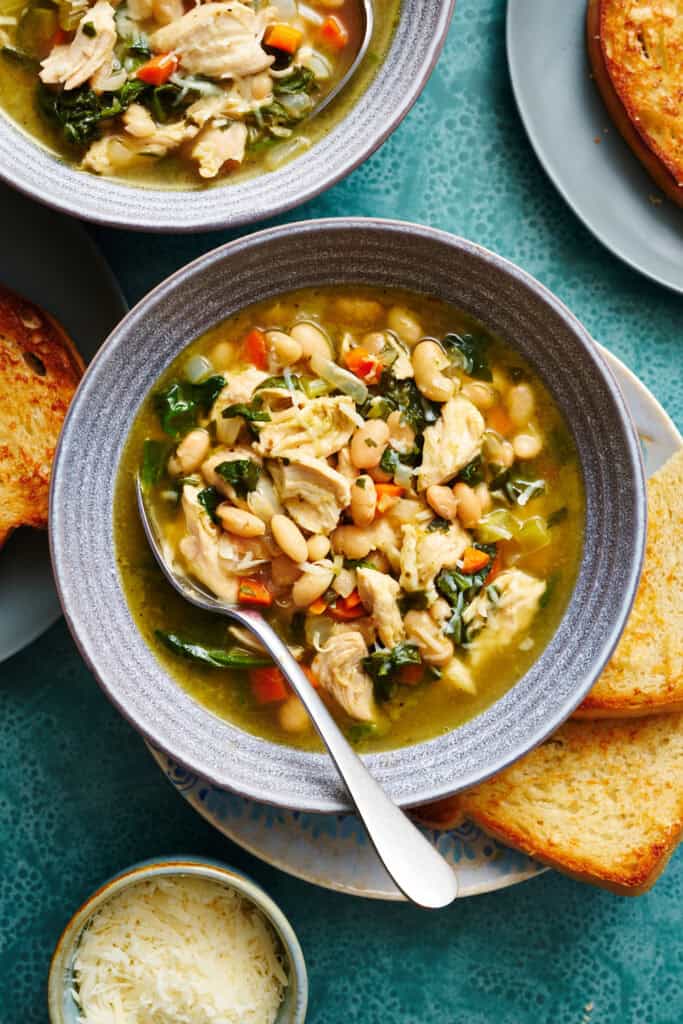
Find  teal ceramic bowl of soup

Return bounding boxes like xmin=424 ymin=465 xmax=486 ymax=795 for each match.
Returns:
xmin=49 ymin=219 xmax=646 ymax=812
xmin=0 ymin=1 xmax=455 ymax=230
xmin=47 ymin=856 xmax=308 ymax=1024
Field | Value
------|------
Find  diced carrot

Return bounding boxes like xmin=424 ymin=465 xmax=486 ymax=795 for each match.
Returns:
xmin=487 ymin=406 xmax=513 ymax=437
xmin=307 ymin=597 xmax=328 ymax=616
xmin=341 ymin=589 xmax=363 ymax=609
xmin=319 ymin=15 xmax=349 ymax=49
xmin=241 ymin=328 xmax=268 ymax=370
xmin=328 ymin=598 xmax=366 ymax=621
xmin=484 ymin=549 xmax=503 ymax=584
xmin=461 ymin=547 xmax=491 ymax=574
xmin=397 ymin=663 xmax=423 ymax=686
xmin=302 ymin=665 xmax=320 ymax=689
xmin=264 ymin=23 xmax=303 ymax=53
xmin=136 ymin=52 xmax=178 ymax=85
xmin=52 ymin=27 xmax=70 ymax=46
xmin=237 ymin=578 xmax=272 ymax=606
xmin=344 ymin=348 xmax=382 ymax=385
xmin=250 ymin=667 xmax=288 ymax=703
xmin=375 ymin=482 xmax=404 ymax=514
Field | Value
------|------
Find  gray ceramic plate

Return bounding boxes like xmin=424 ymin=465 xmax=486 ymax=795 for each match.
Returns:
xmin=507 ymin=0 xmax=683 ymax=293
xmin=0 ymin=184 xmax=126 ymax=664
xmin=50 ymin=219 xmax=646 ymax=813
xmin=0 ymin=2 xmax=454 ymax=233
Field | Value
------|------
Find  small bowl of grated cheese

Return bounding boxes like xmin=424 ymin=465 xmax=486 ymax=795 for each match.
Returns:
xmin=47 ymin=856 xmax=307 ymax=1024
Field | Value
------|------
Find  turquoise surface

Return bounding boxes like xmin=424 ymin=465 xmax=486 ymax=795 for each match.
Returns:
xmin=1 ymin=1 xmax=681 ymax=1020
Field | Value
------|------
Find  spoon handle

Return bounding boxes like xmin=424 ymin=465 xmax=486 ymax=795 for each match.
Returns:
xmin=232 ymin=610 xmax=458 ymax=909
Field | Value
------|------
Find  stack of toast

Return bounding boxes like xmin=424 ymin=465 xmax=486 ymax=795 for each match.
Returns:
xmin=416 ymin=449 xmax=683 ymax=894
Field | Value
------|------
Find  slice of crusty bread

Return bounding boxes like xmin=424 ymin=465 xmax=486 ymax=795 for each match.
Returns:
xmin=0 ymin=285 xmax=83 ymax=549
xmin=417 ymin=715 xmax=683 ymax=894
xmin=587 ymin=0 xmax=683 ymax=205
xmin=575 ymin=448 xmax=683 ymax=718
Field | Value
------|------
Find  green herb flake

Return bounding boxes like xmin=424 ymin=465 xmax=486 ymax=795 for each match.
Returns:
xmin=82 ymin=20 xmax=96 ymax=36
xmin=197 ymin=486 xmax=221 ymax=523
xmin=141 ymin=439 xmax=169 ymax=488
xmin=215 ymin=459 xmax=261 ymax=498
xmin=362 ymin=642 xmax=422 ymax=702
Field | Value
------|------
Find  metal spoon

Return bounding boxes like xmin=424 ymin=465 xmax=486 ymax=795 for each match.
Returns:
xmin=137 ymin=478 xmax=458 ymax=909
xmin=309 ymin=0 xmax=374 ymax=117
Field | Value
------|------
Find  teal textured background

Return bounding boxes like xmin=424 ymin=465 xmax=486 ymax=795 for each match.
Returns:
xmin=2 ymin=1 xmax=681 ymax=1021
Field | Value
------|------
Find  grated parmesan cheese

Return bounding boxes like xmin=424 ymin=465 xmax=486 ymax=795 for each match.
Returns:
xmin=72 ymin=875 xmax=288 ymax=1024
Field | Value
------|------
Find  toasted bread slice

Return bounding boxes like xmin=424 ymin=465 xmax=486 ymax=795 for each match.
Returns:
xmin=416 ymin=715 xmax=683 ymax=894
xmin=587 ymin=0 xmax=683 ymax=205
xmin=575 ymin=448 xmax=683 ymax=718
xmin=0 ymin=285 xmax=83 ymax=549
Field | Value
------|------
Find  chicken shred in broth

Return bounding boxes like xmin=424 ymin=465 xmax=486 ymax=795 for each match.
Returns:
xmin=115 ymin=287 xmax=584 ymax=752
xmin=0 ymin=0 xmax=394 ymax=185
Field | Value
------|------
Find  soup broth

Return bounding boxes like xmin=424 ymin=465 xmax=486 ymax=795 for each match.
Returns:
xmin=116 ymin=286 xmax=584 ymax=753
xmin=0 ymin=0 xmax=398 ymax=187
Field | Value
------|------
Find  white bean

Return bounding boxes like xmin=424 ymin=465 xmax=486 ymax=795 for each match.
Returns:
xmin=350 ymin=475 xmax=377 ymax=527
xmin=331 ymin=525 xmax=374 ymax=560
xmin=307 ymin=534 xmax=330 ymax=561
xmin=210 ymin=341 xmax=234 ymax=370
xmin=475 ymin=482 xmax=492 ymax=515
xmin=169 ymin=428 xmax=210 ymax=475
xmin=217 ymin=505 xmax=266 ymax=538
xmin=361 ymin=331 xmax=387 ymax=355
xmin=506 ymin=383 xmax=535 ymax=427
xmin=267 ymin=330 xmax=302 ymax=366
xmin=426 ymin=485 xmax=459 ymax=521
xmin=250 ymin=71 xmax=272 ymax=100
xmin=387 ymin=305 xmax=423 ymax=346
xmin=278 ymin=695 xmax=311 ymax=733
xmin=290 ymin=321 xmax=331 ymax=361
xmin=271 ymin=514 xmax=308 ymax=563
xmin=462 ymin=380 xmax=496 ymax=411
xmin=333 ymin=297 xmax=384 ymax=325
xmin=292 ymin=567 xmax=335 ymax=608
xmin=350 ymin=419 xmax=390 ymax=469
xmin=453 ymin=482 xmax=482 ymax=528
xmin=512 ymin=432 xmax=543 ymax=460
xmin=411 ymin=340 xmax=454 ymax=403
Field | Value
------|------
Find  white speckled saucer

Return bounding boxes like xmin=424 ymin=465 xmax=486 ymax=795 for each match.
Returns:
xmin=149 ymin=349 xmax=680 ymax=900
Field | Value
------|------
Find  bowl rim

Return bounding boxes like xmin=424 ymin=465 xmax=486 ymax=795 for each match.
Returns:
xmin=46 ymin=855 xmax=308 ymax=1024
xmin=0 ymin=1 xmax=456 ymax=233
xmin=50 ymin=216 xmax=647 ymax=812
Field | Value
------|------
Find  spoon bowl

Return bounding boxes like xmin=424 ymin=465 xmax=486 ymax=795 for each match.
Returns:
xmin=312 ymin=0 xmax=374 ymax=117
xmin=136 ymin=478 xmax=458 ymax=910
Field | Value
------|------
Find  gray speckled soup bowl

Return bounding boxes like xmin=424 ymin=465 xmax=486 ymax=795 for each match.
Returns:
xmin=50 ymin=219 xmax=646 ymax=813
xmin=0 ymin=2 xmax=454 ymax=232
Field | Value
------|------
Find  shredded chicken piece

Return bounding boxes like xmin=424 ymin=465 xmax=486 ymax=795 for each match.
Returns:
xmin=177 ymin=485 xmax=239 ymax=602
xmin=82 ymin=105 xmax=197 ymax=173
xmin=465 ymin=569 xmax=545 ymax=667
xmin=191 ymin=121 xmax=248 ymax=178
xmin=440 ymin=656 xmax=476 ymax=694
xmin=255 ymin=395 xmax=361 ymax=460
xmin=312 ymin=631 xmax=376 ymax=722
xmin=40 ymin=1 xmax=117 ymax=90
xmin=418 ymin=395 xmax=485 ymax=490
xmin=399 ymin=523 xmax=468 ymax=595
xmin=405 ymin=610 xmax=454 ymax=667
xmin=356 ymin=568 xmax=405 ymax=650
xmin=150 ymin=2 xmax=274 ymax=79
xmin=269 ymin=455 xmax=350 ymax=534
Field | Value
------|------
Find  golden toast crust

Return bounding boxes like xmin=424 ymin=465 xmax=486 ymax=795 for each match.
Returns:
xmin=0 ymin=286 xmax=83 ymax=548
xmin=587 ymin=0 xmax=683 ymax=205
